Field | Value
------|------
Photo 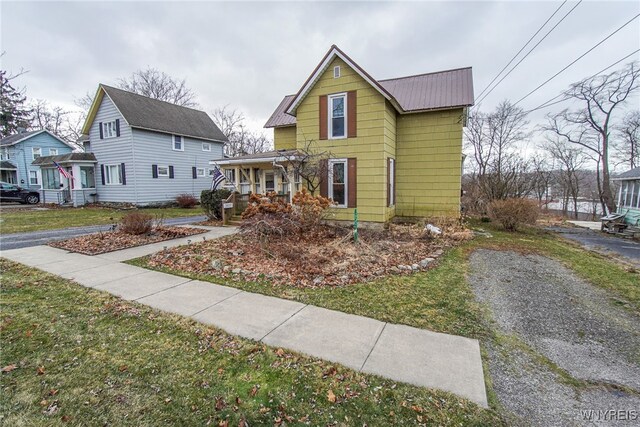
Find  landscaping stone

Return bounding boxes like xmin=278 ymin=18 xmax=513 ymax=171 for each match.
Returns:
xmin=313 ymin=276 xmax=324 ymax=286
xmin=210 ymin=258 xmax=224 ymax=270
xmin=231 ymin=268 xmax=242 ymax=274
xmin=419 ymin=257 xmax=435 ymax=268
xmin=411 ymin=264 xmax=419 ymax=271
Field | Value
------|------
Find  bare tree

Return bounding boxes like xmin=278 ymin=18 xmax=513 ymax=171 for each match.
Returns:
xmin=544 ymin=61 xmax=639 ymax=214
xmin=116 ymin=67 xmax=197 ymax=107
xmin=615 ymin=110 xmax=640 ymax=169
xmin=545 ymin=138 xmax=585 ymax=218
xmin=28 ymin=100 xmax=84 ymax=143
xmin=211 ymin=105 xmax=272 ymax=156
xmin=530 ymin=155 xmax=553 ymax=206
xmin=280 ymin=139 xmax=331 ymax=195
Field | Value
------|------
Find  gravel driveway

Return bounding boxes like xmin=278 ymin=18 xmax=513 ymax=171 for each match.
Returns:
xmin=470 ymin=249 xmax=640 ymax=426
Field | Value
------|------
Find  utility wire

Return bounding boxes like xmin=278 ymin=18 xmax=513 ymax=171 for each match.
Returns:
xmin=475 ymin=0 xmax=583 ymax=107
xmin=475 ymin=0 xmax=568 ymax=101
xmin=514 ymin=14 xmax=640 ymax=107
xmin=525 ymin=48 xmax=640 ymax=113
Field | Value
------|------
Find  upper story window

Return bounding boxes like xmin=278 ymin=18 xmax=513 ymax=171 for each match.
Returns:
xmin=173 ymin=135 xmax=183 ymax=151
xmin=103 ymin=120 xmax=118 ymax=138
xmin=49 ymin=148 xmax=58 ymax=156
xmin=202 ymin=142 xmax=211 ymax=152
xmin=328 ymin=93 xmax=346 ymax=139
xmin=32 ymin=147 xmax=42 ymax=160
xmin=333 ymin=66 xmax=340 ymax=78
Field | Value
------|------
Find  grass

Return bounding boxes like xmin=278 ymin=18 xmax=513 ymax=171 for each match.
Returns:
xmin=0 ymin=206 xmax=204 ymax=234
xmin=0 ymin=259 xmax=502 ymax=426
xmin=129 ymin=221 xmax=640 ymax=340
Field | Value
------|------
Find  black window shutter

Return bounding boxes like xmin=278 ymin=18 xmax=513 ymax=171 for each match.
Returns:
xmin=115 ymin=119 xmax=121 ymax=137
xmin=100 ymin=164 xmax=105 ymax=185
xmin=192 ymin=167 xmax=197 ymax=179
xmin=152 ymin=164 xmax=158 ymax=179
xmin=169 ymin=165 xmax=175 ymax=179
xmin=99 ymin=122 xmax=103 ymax=139
xmin=120 ymin=163 xmax=126 ymax=185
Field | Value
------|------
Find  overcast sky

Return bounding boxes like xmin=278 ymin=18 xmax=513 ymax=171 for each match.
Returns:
xmin=1 ymin=0 xmax=639 ymax=140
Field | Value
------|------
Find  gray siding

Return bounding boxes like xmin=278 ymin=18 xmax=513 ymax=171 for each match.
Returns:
xmin=131 ymin=128 xmax=223 ymax=204
xmin=90 ymin=95 xmax=136 ymax=203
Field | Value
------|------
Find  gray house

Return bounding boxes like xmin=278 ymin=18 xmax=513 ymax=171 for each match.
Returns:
xmin=51 ymin=84 xmax=228 ymax=206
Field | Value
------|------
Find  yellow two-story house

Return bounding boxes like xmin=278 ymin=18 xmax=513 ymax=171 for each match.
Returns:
xmin=213 ymin=45 xmax=473 ymax=224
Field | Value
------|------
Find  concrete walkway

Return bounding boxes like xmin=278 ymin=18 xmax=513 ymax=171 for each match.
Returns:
xmin=0 ymin=228 xmax=488 ymax=407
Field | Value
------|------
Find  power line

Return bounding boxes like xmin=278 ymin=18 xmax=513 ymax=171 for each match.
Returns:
xmin=475 ymin=0 xmax=583 ymax=107
xmin=514 ymin=13 xmax=640 ymax=107
xmin=475 ymin=0 xmax=568 ymax=101
xmin=525 ymin=48 xmax=640 ymax=113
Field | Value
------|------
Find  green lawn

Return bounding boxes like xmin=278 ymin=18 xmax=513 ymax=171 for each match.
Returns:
xmin=0 ymin=260 xmax=501 ymax=426
xmin=0 ymin=206 xmax=204 ymax=234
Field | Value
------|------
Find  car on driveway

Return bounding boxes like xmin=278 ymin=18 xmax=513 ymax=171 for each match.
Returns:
xmin=0 ymin=181 xmax=40 ymax=204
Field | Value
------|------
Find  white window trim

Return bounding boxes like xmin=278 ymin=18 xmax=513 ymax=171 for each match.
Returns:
xmin=32 ymin=147 xmax=41 ymax=160
xmin=196 ymin=167 xmax=206 ymax=177
xmin=333 ymin=66 xmax=340 ymax=78
xmin=389 ymin=158 xmax=395 ymax=206
xmin=202 ymin=142 xmax=211 ymax=152
xmin=157 ymin=165 xmax=170 ymax=177
xmin=105 ymin=164 xmax=123 ymax=185
xmin=328 ymin=158 xmax=348 ymax=208
xmin=49 ymin=148 xmax=58 ymax=156
xmin=29 ymin=170 xmax=39 ymax=185
xmin=172 ymin=135 xmax=184 ymax=151
xmin=103 ymin=120 xmax=117 ymax=139
xmin=328 ymin=93 xmax=347 ymax=140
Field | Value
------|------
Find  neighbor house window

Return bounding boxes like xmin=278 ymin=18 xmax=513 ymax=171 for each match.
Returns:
xmin=202 ymin=143 xmax=211 ymax=152
xmin=49 ymin=148 xmax=58 ymax=156
xmin=105 ymin=164 xmax=122 ymax=185
xmin=42 ymin=168 xmax=60 ymax=189
xmin=103 ymin=120 xmax=117 ymax=138
xmin=173 ymin=135 xmax=183 ymax=151
xmin=328 ymin=93 xmax=346 ymax=139
xmin=334 ymin=66 xmax=340 ymax=78
xmin=157 ymin=165 xmax=169 ymax=177
xmin=32 ymin=147 xmax=42 ymax=160
xmin=328 ymin=159 xmax=348 ymax=207
xmin=29 ymin=171 xmax=39 ymax=185
xmin=80 ymin=166 xmax=95 ymax=188
xmin=197 ymin=167 xmax=206 ymax=177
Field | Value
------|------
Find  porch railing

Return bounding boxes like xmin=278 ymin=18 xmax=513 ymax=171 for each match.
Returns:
xmin=221 ymin=192 xmax=291 ymax=225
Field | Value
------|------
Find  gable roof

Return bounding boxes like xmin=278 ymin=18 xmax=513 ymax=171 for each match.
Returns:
xmin=268 ymin=45 xmax=474 ymax=127
xmin=32 ymin=152 xmax=97 ymax=166
xmin=81 ymin=85 xmax=228 ymax=143
xmin=615 ymin=167 xmax=640 ymax=180
xmin=0 ymin=129 xmax=79 ymax=150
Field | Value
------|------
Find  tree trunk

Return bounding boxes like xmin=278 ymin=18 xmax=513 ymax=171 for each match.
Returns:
xmin=600 ymin=134 xmax=616 ymax=214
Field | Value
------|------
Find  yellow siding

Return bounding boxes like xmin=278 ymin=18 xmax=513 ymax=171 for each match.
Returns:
xmin=295 ymin=57 xmax=388 ymax=222
xmin=395 ymin=109 xmax=464 ymax=217
xmin=274 ymin=126 xmax=297 ymax=150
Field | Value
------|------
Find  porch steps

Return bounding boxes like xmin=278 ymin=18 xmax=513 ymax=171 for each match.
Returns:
xmin=227 ymin=215 xmax=243 ymax=226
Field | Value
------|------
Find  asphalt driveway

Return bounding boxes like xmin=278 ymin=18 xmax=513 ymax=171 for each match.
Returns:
xmin=548 ymin=226 xmax=640 ymax=267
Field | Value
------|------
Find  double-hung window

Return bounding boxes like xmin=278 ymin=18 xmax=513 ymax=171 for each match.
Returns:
xmin=105 ymin=164 xmax=123 ymax=185
xmin=196 ymin=167 xmax=206 ymax=177
xmin=29 ymin=171 xmax=39 ymax=185
xmin=173 ymin=135 xmax=183 ymax=151
xmin=32 ymin=147 xmax=41 ymax=160
xmin=328 ymin=159 xmax=348 ymax=207
xmin=157 ymin=165 xmax=169 ymax=177
xmin=328 ymin=93 xmax=346 ymax=139
xmin=103 ymin=121 xmax=117 ymax=138
xmin=202 ymin=142 xmax=211 ymax=152
xmin=49 ymin=148 xmax=58 ymax=156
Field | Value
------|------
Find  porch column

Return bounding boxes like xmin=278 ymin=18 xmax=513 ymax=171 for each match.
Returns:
xmin=234 ymin=166 xmax=240 ymax=192
xmin=249 ymin=167 xmax=256 ymax=194
xmin=259 ymin=170 xmax=266 ymax=195
xmin=71 ymin=164 xmax=82 ymax=207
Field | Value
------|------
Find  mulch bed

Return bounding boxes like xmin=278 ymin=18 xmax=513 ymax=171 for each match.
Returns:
xmin=50 ymin=226 xmax=207 ymax=255
xmin=147 ymin=222 xmax=473 ymax=288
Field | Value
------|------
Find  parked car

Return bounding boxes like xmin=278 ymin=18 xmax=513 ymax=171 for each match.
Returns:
xmin=0 ymin=181 xmax=40 ymax=204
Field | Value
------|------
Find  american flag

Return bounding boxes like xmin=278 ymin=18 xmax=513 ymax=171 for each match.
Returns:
xmin=53 ymin=161 xmax=73 ymax=180
xmin=210 ymin=166 xmax=226 ymax=190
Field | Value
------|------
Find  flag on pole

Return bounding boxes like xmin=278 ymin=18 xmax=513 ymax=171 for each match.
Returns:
xmin=211 ymin=166 xmax=226 ymax=190
xmin=53 ymin=161 xmax=73 ymax=180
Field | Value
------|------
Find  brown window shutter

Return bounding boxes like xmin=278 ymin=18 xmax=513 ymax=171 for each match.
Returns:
xmin=347 ymin=91 xmax=357 ymax=138
xmin=387 ymin=158 xmax=391 ymax=207
xmin=347 ymin=158 xmax=357 ymax=208
xmin=319 ymin=159 xmax=328 ymax=198
xmin=319 ymin=95 xmax=328 ymax=140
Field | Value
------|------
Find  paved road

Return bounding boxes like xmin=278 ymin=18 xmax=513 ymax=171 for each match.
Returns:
xmin=0 ymin=215 xmax=207 ymax=251
xmin=548 ymin=225 xmax=640 ymax=267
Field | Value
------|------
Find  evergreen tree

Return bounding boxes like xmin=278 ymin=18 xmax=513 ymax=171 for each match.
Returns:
xmin=1 ymin=68 xmax=31 ymax=138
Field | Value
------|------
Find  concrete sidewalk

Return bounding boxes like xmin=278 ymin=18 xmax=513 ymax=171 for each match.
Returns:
xmin=0 ymin=229 xmax=488 ymax=407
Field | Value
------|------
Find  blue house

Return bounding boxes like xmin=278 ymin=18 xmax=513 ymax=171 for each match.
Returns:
xmin=0 ymin=130 xmax=77 ymax=188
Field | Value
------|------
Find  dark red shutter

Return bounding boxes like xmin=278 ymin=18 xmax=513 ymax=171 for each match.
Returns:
xmin=152 ymin=164 xmax=158 ymax=178
xmin=319 ymin=159 xmax=328 ymax=198
xmin=115 ymin=119 xmax=120 ymax=137
xmin=347 ymin=158 xmax=357 ymax=208
xmin=99 ymin=123 xmax=103 ymax=139
xmin=100 ymin=164 xmax=105 ymax=185
xmin=169 ymin=165 xmax=175 ymax=179
xmin=319 ymin=95 xmax=328 ymax=140
xmin=192 ymin=167 xmax=197 ymax=179
xmin=120 ymin=163 xmax=126 ymax=185
xmin=347 ymin=91 xmax=357 ymax=138
xmin=387 ymin=158 xmax=391 ymax=207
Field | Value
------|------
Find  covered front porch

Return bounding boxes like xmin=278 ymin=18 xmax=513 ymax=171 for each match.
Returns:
xmin=0 ymin=161 xmax=18 ymax=184
xmin=32 ymin=153 xmax=98 ymax=206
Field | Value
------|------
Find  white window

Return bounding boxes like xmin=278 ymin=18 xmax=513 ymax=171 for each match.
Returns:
xmin=173 ymin=135 xmax=183 ymax=151
xmin=328 ymin=159 xmax=348 ymax=207
xmin=29 ymin=171 xmax=39 ymax=185
xmin=49 ymin=148 xmax=58 ymax=156
xmin=202 ymin=142 xmax=211 ymax=152
xmin=105 ymin=164 xmax=122 ymax=185
xmin=334 ymin=66 xmax=341 ymax=78
xmin=32 ymin=147 xmax=41 ymax=160
xmin=389 ymin=158 xmax=395 ymax=206
xmin=197 ymin=167 xmax=206 ymax=177
xmin=103 ymin=120 xmax=117 ymax=138
xmin=42 ymin=168 xmax=60 ymax=189
xmin=157 ymin=165 xmax=169 ymax=177
xmin=328 ymin=93 xmax=347 ymax=139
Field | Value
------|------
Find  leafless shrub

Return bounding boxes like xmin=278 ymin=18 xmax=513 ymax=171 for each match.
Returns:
xmin=119 ymin=212 xmax=153 ymax=235
xmin=176 ymin=193 xmax=197 ymax=209
xmin=488 ymin=198 xmax=539 ymax=231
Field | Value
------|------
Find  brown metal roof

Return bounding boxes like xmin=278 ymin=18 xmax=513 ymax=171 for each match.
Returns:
xmin=264 ymin=95 xmax=297 ymax=128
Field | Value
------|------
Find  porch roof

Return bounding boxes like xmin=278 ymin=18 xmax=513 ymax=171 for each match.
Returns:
xmin=0 ymin=160 xmax=17 ymax=170
xmin=32 ymin=152 xmax=98 ymax=167
xmin=615 ymin=167 xmax=640 ymax=181
xmin=210 ymin=149 xmax=301 ymax=166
